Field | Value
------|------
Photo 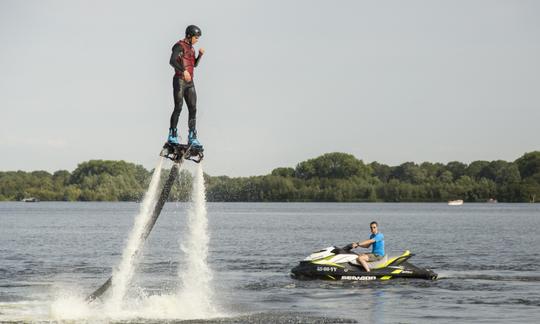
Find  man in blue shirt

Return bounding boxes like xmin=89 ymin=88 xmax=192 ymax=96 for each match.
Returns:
xmin=351 ymin=221 xmax=385 ymax=272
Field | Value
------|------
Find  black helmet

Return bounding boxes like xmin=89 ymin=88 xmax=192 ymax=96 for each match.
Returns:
xmin=185 ymin=25 xmax=202 ymax=38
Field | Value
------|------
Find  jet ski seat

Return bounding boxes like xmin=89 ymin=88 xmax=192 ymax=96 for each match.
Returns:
xmin=367 ymin=255 xmax=389 ymax=269
xmin=349 ymin=255 xmax=389 ymax=269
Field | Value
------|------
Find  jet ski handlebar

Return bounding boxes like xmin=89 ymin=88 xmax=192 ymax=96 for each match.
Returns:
xmin=342 ymin=243 xmax=354 ymax=251
xmin=330 ymin=244 xmax=358 ymax=255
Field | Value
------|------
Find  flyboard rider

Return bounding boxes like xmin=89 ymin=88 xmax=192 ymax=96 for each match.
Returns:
xmin=167 ymin=25 xmax=204 ymax=150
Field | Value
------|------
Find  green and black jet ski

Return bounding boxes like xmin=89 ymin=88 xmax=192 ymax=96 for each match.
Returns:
xmin=291 ymin=245 xmax=437 ymax=281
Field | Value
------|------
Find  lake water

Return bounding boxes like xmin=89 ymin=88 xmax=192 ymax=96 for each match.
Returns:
xmin=1 ymin=202 xmax=539 ymax=323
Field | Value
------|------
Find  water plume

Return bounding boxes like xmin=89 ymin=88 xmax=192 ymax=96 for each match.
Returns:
xmin=107 ymin=157 xmax=165 ymax=310
xmin=176 ymin=163 xmax=217 ymax=317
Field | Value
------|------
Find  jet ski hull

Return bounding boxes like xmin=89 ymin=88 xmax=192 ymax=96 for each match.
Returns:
xmin=291 ymin=260 xmax=437 ymax=281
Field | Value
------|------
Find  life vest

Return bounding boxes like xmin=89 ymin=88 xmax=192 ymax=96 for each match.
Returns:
xmin=174 ymin=39 xmax=196 ymax=79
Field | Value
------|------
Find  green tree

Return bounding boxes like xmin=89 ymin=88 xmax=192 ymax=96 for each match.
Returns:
xmin=466 ymin=160 xmax=490 ymax=180
xmin=391 ymin=162 xmax=427 ymax=184
xmin=295 ymin=152 xmax=371 ymax=180
xmin=520 ymin=176 xmax=540 ymax=203
xmin=271 ymin=167 xmax=295 ymax=178
xmin=419 ymin=162 xmax=445 ymax=181
xmin=446 ymin=161 xmax=467 ymax=180
xmin=479 ymin=160 xmax=510 ymax=182
xmin=438 ymin=170 xmax=453 ymax=183
xmin=370 ymin=162 xmax=392 ymax=182
xmin=495 ymin=164 xmax=521 ymax=185
xmin=515 ymin=151 xmax=540 ymax=179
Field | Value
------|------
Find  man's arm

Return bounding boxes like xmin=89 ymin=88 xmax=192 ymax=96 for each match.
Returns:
xmin=352 ymin=239 xmax=375 ymax=249
xmin=169 ymin=44 xmax=184 ymax=71
xmin=194 ymin=48 xmax=204 ymax=67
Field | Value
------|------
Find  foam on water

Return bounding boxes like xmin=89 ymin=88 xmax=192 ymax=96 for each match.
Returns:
xmin=50 ymin=289 xmax=92 ymax=320
xmin=0 ymin=300 xmax=50 ymax=322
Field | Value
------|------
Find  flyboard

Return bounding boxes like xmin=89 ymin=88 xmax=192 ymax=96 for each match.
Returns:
xmin=86 ymin=143 xmax=203 ymax=302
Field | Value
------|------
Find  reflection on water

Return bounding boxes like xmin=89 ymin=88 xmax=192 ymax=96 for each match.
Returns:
xmin=370 ymin=289 xmax=385 ymax=324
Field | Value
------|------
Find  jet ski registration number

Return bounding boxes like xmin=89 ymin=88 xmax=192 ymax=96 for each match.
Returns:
xmin=316 ymin=266 xmax=337 ymax=272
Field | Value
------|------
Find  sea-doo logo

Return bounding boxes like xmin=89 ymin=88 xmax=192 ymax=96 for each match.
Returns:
xmin=316 ymin=266 xmax=337 ymax=272
xmin=341 ymin=275 xmax=377 ymax=281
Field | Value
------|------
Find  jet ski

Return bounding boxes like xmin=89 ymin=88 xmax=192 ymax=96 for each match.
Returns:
xmin=291 ymin=244 xmax=437 ymax=281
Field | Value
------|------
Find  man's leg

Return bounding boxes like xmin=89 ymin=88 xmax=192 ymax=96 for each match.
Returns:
xmin=184 ymin=83 xmax=202 ymax=148
xmin=185 ymin=83 xmax=197 ymax=131
xmin=168 ymin=78 xmax=184 ymax=144
xmin=357 ymin=254 xmax=371 ymax=272
xmin=170 ymin=78 xmax=184 ymax=129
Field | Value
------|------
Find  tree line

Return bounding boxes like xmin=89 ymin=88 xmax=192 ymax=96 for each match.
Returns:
xmin=1 ymin=152 xmax=539 ymax=202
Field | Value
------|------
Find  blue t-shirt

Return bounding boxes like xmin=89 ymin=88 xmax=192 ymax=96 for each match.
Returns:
xmin=370 ymin=232 xmax=385 ymax=256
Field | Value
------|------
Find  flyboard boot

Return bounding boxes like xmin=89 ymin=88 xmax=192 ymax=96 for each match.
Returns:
xmin=188 ymin=129 xmax=203 ymax=150
xmin=167 ymin=128 xmax=180 ymax=145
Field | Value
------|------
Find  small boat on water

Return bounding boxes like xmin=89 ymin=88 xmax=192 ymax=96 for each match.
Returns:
xmin=487 ymin=198 xmax=498 ymax=203
xmin=448 ymin=199 xmax=463 ymax=206
xmin=21 ymin=197 xmax=40 ymax=202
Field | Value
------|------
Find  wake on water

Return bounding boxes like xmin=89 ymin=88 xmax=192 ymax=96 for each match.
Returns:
xmin=50 ymin=161 xmax=223 ymax=321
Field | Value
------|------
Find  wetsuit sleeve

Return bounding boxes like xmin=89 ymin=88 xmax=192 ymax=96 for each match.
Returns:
xmin=194 ymin=52 xmax=203 ymax=67
xmin=169 ymin=43 xmax=184 ymax=72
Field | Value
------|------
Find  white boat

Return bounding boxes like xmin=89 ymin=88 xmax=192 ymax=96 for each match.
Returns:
xmin=448 ymin=199 xmax=463 ymax=206
xmin=21 ymin=197 xmax=40 ymax=202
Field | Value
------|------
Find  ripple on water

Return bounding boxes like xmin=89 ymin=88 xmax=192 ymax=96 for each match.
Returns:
xmin=437 ymin=270 xmax=540 ymax=283
xmin=463 ymin=297 xmax=540 ymax=307
xmin=104 ymin=312 xmax=357 ymax=324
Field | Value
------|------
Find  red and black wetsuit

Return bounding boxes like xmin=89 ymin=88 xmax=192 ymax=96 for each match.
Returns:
xmin=169 ymin=39 xmax=203 ymax=132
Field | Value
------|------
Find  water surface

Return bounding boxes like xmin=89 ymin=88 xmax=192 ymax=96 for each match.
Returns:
xmin=1 ymin=202 xmax=539 ymax=323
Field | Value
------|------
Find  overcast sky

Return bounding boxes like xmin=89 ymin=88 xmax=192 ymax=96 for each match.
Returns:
xmin=1 ymin=0 xmax=539 ymax=176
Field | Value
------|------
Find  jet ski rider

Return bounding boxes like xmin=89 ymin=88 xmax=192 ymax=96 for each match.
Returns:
xmin=351 ymin=221 xmax=385 ymax=272
xmin=167 ymin=25 xmax=205 ymax=149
